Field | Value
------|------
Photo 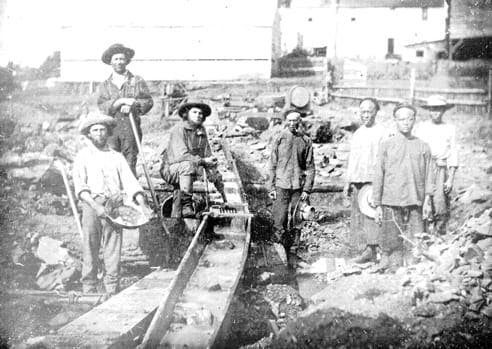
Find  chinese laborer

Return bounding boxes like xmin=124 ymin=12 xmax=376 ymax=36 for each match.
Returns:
xmin=269 ymin=110 xmax=315 ymax=268
xmin=73 ymin=113 xmax=152 ymax=295
xmin=414 ymin=95 xmax=457 ymax=235
xmin=344 ymin=98 xmax=387 ymax=263
xmin=373 ymin=104 xmax=433 ymax=271
xmin=97 ymin=43 xmax=154 ymax=175
xmin=160 ymin=101 xmax=225 ymax=218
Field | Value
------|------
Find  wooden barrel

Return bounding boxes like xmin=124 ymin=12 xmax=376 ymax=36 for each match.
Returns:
xmin=288 ymin=85 xmax=310 ymax=109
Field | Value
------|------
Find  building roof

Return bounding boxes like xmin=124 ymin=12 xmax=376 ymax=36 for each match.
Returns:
xmin=405 ymin=39 xmax=446 ymax=47
xmin=289 ymin=0 xmax=444 ymax=8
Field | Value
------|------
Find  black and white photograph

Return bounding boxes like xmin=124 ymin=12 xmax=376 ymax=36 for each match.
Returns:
xmin=0 ymin=0 xmax=491 ymax=348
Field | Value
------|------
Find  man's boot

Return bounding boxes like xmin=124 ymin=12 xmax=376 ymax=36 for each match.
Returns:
xmin=376 ymin=251 xmax=390 ymax=273
xmin=180 ymin=191 xmax=195 ymax=218
xmin=354 ymin=245 xmax=377 ymax=264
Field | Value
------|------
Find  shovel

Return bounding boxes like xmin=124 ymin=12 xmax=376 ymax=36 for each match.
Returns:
xmin=128 ymin=112 xmax=170 ymax=236
xmin=55 ymin=160 xmax=84 ymax=240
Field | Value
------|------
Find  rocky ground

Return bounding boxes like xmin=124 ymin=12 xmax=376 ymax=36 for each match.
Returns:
xmin=0 ymin=78 xmax=491 ymax=348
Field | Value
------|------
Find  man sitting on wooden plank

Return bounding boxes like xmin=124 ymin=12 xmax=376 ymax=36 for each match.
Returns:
xmin=160 ymin=101 xmax=226 ymax=218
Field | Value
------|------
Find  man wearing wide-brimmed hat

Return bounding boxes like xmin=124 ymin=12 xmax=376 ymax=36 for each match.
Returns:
xmin=97 ymin=43 xmax=154 ymax=176
xmin=73 ymin=113 xmax=151 ymax=295
xmin=160 ymin=101 xmax=225 ymax=218
xmin=414 ymin=95 xmax=458 ymax=235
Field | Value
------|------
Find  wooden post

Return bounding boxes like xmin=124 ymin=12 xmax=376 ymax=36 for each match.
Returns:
xmin=409 ymin=68 xmax=416 ymax=103
xmin=161 ymin=83 xmax=172 ymax=119
xmin=488 ymin=70 xmax=492 ymax=118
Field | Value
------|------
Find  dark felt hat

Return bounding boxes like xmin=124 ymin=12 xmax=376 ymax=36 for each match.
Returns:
xmin=178 ymin=101 xmax=212 ymax=119
xmin=101 ymin=43 xmax=135 ymax=65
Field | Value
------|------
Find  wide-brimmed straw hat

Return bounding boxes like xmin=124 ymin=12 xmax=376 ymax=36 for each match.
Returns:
xmin=78 ymin=112 xmax=116 ymax=135
xmin=178 ymin=100 xmax=212 ymax=119
xmin=358 ymin=184 xmax=376 ymax=219
xmin=420 ymin=95 xmax=455 ymax=110
xmin=101 ymin=43 xmax=135 ymax=65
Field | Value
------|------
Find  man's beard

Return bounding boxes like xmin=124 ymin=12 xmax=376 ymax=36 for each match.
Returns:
xmin=91 ymin=138 xmax=107 ymax=149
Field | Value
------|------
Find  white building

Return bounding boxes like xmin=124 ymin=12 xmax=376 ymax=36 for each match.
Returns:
xmin=60 ymin=0 xmax=277 ymax=81
xmin=277 ymin=0 xmax=447 ymax=62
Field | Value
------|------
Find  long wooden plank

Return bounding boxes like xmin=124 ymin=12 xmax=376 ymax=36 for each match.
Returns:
xmin=333 ymin=85 xmax=486 ymax=94
xmin=139 ymin=215 xmax=210 ymax=348
xmin=210 ymin=217 xmax=252 ymax=348
xmin=45 ymin=268 xmax=176 ymax=348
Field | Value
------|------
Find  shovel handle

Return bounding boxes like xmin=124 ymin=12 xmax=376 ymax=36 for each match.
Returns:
xmin=55 ymin=160 xmax=84 ymax=240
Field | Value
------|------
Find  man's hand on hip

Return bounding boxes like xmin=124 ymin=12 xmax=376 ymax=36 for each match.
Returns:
xmin=300 ymin=191 xmax=309 ymax=201
xmin=269 ymin=190 xmax=277 ymax=200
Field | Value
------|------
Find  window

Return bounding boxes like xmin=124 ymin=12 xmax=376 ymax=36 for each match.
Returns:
xmin=422 ymin=7 xmax=428 ymax=21
xmin=387 ymin=38 xmax=394 ymax=55
xmin=416 ymin=50 xmax=424 ymax=57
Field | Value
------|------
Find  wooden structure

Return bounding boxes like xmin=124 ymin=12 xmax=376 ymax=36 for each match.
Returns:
xmin=331 ymin=83 xmax=489 ymax=114
xmin=449 ymin=0 xmax=492 ymax=39
xmin=41 ymin=138 xmax=252 ymax=348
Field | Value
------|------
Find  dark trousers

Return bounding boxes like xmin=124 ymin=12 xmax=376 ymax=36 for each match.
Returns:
xmin=109 ymin=116 xmax=142 ymax=176
xmin=273 ymin=187 xmax=301 ymax=248
xmin=349 ymin=182 xmax=380 ymax=252
xmin=381 ymin=205 xmax=423 ymax=255
xmin=81 ymin=199 xmax=122 ymax=294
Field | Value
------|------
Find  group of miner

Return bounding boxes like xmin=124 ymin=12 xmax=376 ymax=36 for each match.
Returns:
xmin=73 ymin=43 xmax=458 ymax=296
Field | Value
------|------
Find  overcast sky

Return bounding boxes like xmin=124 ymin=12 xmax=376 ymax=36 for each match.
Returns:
xmin=0 ymin=0 xmax=63 ymax=67
xmin=0 ymin=0 xmax=269 ymax=68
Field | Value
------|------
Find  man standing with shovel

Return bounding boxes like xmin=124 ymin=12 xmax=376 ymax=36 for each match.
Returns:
xmin=73 ymin=113 xmax=152 ymax=296
xmin=97 ymin=43 xmax=154 ymax=175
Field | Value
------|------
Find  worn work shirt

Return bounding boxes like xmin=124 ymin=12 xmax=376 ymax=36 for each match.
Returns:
xmin=413 ymin=120 xmax=458 ymax=168
xmin=97 ymin=70 xmax=153 ymax=118
xmin=347 ymin=123 xmax=387 ymax=183
xmin=372 ymin=132 xmax=433 ymax=207
xmin=165 ymin=121 xmax=212 ymax=166
xmin=269 ymin=129 xmax=315 ymax=193
xmin=73 ymin=145 xmax=144 ymax=201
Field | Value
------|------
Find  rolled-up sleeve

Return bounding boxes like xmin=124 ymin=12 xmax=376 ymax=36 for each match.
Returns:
xmin=72 ymin=153 xmax=90 ymax=199
xmin=372 ymin=142 xmax=386 ymax=206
